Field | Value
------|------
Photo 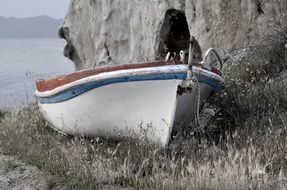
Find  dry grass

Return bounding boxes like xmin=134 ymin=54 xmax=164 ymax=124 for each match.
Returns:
xmin=0 ymin=25 xmax=287 ymax=190
xmin=0 ymin=103 xmax=286 ymax=190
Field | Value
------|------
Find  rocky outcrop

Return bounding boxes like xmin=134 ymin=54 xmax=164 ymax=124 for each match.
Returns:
xmin=60 ymin=0 xmax=287 ymax=70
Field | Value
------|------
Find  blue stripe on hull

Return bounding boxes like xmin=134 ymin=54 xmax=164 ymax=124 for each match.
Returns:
xmin=37 ymin=72 xmax=224 ymax=104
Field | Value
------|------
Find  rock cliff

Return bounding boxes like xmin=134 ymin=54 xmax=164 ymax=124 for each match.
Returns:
xmin=59 ymin=0 xmax=287 ymax=70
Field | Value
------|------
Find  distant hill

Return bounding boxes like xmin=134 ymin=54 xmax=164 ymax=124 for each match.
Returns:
xmin=0 ymin=15 xmax=63 ymax=38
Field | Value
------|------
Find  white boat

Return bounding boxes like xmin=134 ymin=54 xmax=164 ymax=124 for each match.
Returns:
xmin=35 ymin=48 xmax=225 ymax=146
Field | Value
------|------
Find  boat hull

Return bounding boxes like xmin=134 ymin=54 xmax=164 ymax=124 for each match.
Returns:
xmin=35 ymin=62 xmax=224 ymax=146
xmin=39 ymin=79 xmax=183 ymax=145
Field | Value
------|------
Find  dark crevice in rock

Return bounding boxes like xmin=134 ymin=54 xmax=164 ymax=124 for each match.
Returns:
xmin=257 ymin=3 xmax=264 ymax=14
xmin=157 ymin=9 xmax=191 ymax=60
xmin=255 ymin=1 xmax=264 ymax=15
xmin=192 ymin=2 xmax=196 ymax=18
xmin=58 ymin=26 xmax=82 ymax=70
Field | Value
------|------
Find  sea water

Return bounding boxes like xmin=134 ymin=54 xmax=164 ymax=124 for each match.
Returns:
xmin=0 ymin=38 xmax=74 ymax=108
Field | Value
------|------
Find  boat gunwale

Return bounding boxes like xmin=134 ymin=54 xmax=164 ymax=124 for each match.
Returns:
xmin=36 ymin=60 xmax=222 ymax=92
xmin=35 ymin=65 xmax=224 ymax=102
xmin=36 ymin=60 xmax=184 ymax=92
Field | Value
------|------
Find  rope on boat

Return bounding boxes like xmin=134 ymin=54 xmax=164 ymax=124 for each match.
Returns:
xmin=195 ymin=77 xmax=201 ymax=127
xmin=187 ymin=36 xmax=196 ymax=86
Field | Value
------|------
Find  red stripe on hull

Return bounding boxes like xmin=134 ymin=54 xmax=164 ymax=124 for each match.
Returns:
xmin=36 ymin=60 xmax=222 ymax=92
xmin=36 ymin=61 xmax=183 ymax=92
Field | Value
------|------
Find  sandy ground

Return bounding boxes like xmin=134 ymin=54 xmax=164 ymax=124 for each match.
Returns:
xmin=0 ymin=149 xmax=48 ymax=190
xmin=0 ymin=149 xmax=132 ymax=190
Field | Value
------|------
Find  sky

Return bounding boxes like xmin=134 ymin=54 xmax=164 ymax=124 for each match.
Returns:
xmin=0 ymin=0 xmax=70 ymax=19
